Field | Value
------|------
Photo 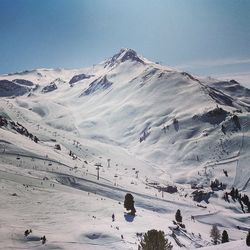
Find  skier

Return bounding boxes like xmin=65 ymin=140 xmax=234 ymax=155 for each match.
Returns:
xmin=24 ymin=229 xmax=32 ymax=237
xmin=41 ymin=235 xmax=46 ymax=244
xmin=112 ymin=213 xmax=115 ymax=222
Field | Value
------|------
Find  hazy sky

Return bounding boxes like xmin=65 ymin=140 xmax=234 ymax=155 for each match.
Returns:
xmin=0 ymin=0 xmax=250 ymax=78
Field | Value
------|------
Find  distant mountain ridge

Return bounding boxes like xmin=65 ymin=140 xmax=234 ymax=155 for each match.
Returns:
xmin=0 ymin=48 xmax=249 ymax=191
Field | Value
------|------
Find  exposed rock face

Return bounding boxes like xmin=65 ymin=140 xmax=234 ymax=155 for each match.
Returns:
xmin=0 ymin=115 xmax=39 ymax=143
xmin=0 ymin=80 xmax=30 ymax=97
xmin=194 ymin=107 xmax=229 ymax=125
xmin=207 ymin=87 xmax=234 ymax=107
xmin=161 ymin=185 xmax=178 ymax=193
xmin=41 ymin=83 xmax=58 ymax=93
xmin=69 ymin=73 xmax=93 ymax=85
xmin=81 ymin=75 xmax=113 ymax=96
xmin=120 ymin=49 xmax=144 ymax=63
xmin=13 ymin=79 xmax=34 ymax=86
xmin=192 ymin=190 xmax=213 ymax=203
xmin=105 ymin=48 xmax=145 ymax=68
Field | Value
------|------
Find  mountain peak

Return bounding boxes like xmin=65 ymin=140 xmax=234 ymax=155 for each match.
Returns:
xmin=104 ymin=48 xmax=145 ymax=68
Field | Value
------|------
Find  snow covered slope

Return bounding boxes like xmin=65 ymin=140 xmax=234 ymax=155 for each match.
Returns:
xmin=0 ymin=48 xmax=249 ymax=249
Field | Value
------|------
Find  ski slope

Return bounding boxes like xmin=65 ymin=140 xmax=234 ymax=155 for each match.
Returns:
xmin=0 ymin=48 xmax=249 ymax=249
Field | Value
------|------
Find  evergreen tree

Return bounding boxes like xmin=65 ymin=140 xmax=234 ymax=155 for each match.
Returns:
xmin=242 ymin=194 xmax=249 ymax=206
xmin=235 ymin=188 xmax=239 ymax=198
xmin=221 ymin=230 xmax=229 ymax=243
xmin=246 ymin=231 xmax=250 ymax=246
xmin=124 ymin=193 xmax=136 ymax=215
xmin=175 ymin=209 xmax=182 ymax=223
xmin=230 ymin=187 xmax=235 ymax=199
xmin=210 ymin=225 xmax=220 ymax=245
xmin=139 ymin=229 xmax=173 ymax=250
xmin=224 ymin=192 xmax=229 ymax=202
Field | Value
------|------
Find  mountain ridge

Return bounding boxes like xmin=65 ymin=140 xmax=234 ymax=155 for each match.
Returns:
xmin=0 ymin=49 xmax=250 ymax=249
xmin=0 ymin=49 xmax=249 ymax=191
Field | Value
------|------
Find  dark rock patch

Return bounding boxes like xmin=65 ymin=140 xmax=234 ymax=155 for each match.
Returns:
xmin=81 ymin=75 xmax=112 ymax=96
xmin=69 ymin=73 xmax=93 ymax=85
xmin=13 ymin=79 xmax=34 ymax=86
xmin=42 ymin=83 xmax=57 ymax=93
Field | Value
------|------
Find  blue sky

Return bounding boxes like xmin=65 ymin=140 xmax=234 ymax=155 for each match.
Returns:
xmin=0 ymin=0 xmax=250 ymax=77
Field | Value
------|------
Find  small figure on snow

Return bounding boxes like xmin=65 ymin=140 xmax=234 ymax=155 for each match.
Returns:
xmin=112 ymin=213 xmax=115 ymax=222
xmin=41 ymin=235 xmax=46 ymax=244
xmin=24 ymin=229 xmax=32 ymax=237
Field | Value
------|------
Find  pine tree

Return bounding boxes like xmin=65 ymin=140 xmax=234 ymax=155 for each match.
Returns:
xmin=242 ymin=194 xmax=249 ymax=206
xmin=139 ymin=229 xmax=173 ymax=250
xmin=230 ymin=187 xmax=235 ymax=199
xmin=175 ymin=209 xmax=182 ymax=223
xmin=235 ymin=188 xmax=239 ymax=198
xmin=124 ymin=193 xmax=136 ymax=215
xmin=210 ymin=225 xmax=220 ymax=245
xmin=221 ymin=230 xmax=229 ymax=243
xmin=246 ymin=231 xmax=250 ymax=246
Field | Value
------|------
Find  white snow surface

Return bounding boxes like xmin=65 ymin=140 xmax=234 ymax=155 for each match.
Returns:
xmin=0 ymin=48 xmax=249 ymax=249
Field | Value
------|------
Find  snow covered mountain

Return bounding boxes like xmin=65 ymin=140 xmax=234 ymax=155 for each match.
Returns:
xmin=0 ymin=49 xmax=249 ymax=249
